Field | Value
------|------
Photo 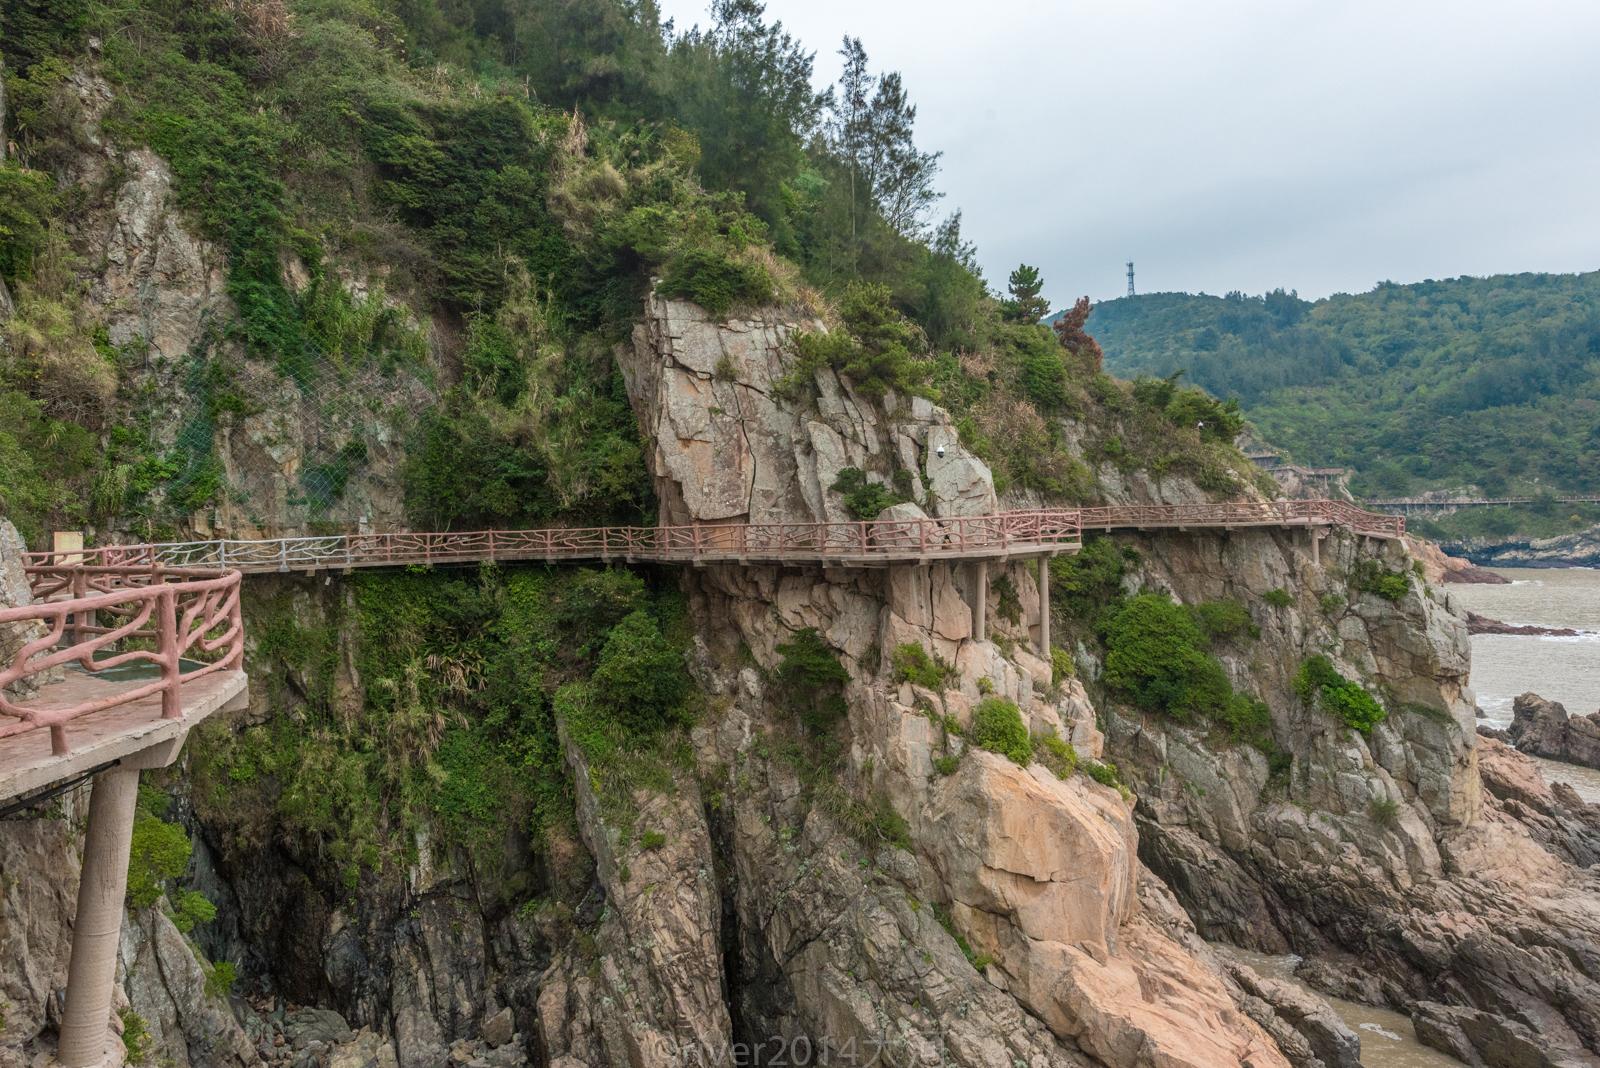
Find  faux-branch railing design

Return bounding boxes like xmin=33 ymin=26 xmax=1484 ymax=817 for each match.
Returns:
xmin=0 ymin=500 xmax=1402 ymax=754
xmin=0 ymin=564 xmax=243 ymax=755
xmin=19 ymin=500 xmax=1401 ymax=575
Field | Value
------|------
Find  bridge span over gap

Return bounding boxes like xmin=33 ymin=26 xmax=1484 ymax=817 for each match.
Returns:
xmin=0 ymin=497 xmax=1401 ymax=1066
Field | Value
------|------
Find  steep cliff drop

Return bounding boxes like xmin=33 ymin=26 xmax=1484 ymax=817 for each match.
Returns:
xmin=537 ymin=294 xmax=1297 ymax=1067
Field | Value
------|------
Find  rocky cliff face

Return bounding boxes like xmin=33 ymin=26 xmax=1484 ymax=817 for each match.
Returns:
xmin=583 ymin=295 xmax=1299 ymax=1067
xmin=1098 ymin=529 xmax=1600 ymax=1064
xmin=44 ymin=70 xmax=435 ymax=543
xmin=11 ymin=276 xmax=1600 ymax=1068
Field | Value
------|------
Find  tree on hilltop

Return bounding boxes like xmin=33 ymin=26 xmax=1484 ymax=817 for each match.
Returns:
xmin=1053 ymin=296 xmax=1104 ymax=371
xmin=1003 ymin=264 xmax=1049 ymax=323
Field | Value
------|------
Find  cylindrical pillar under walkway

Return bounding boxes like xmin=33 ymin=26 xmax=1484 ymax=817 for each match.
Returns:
xmin=970 ymin=560 xmax=988 ymax=642
xmin=58 ymin=765 xmax=141 ymax=1067
xmin=1037 ymin=556 xmax=1051 ymax=655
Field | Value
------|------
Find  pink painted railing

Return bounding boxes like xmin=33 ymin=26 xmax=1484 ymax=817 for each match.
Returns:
xmin=19 ymin=500 xmax=1402 ymax=577
xmin=0 ymin=564 xmax=243 ymax=756
xmin=25 ymin=511 xmax=1090 ymax=573
xmin=1078 ymin=499 xmax=1406 ymax=539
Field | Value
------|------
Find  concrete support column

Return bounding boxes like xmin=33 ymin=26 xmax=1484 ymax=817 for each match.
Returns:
xmin=1037 ymin=556 xmax=1051 ymax=655
xmin=58 ymin=766 xmax=141 ymax=1067
xmin=970 ymin=560 xmax=988 ymax=642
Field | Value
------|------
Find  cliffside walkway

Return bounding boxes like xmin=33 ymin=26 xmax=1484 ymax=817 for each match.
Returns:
xmin=0 ymin=495 xmax=1400 ymax=1066
xmin=20 ymin=498 xmax=1403 ymax=576
xmin=1368 ymin=494 xmax=1600 ymax=511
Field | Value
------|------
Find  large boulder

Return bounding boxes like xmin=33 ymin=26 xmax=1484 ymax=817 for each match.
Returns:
xmin=1509 ymin=692 xmax=1600 ymax=770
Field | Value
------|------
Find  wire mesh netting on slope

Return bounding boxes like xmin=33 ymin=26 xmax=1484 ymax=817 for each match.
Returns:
xmin=112 ymin=333 xmax=437 ymax=540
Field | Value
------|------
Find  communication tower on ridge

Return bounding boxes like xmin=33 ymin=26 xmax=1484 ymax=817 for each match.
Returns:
xmin=1126 ymin=261 xmax=1136 ymax=297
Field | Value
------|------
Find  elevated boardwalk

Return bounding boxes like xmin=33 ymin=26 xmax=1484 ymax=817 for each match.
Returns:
xmin=1367 ymin=494 xmax=1600 ymax=512
xmin=0 ymin=495 xmax=1401 ymax=1066
xmin=24 ymin=499 xmax=1403 ymax=576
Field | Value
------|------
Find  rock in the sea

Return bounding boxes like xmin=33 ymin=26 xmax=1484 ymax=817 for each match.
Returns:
xmin=1509 ymin=692 xmax=1600 ymax=770
xmin=1466 ymin=611 xmax=1578 ymax=637
xmin=1410 ymin=1000 xmax=1599 ymax=1068
xmin=1224 ymin=961 xmax=1361 ymax=1068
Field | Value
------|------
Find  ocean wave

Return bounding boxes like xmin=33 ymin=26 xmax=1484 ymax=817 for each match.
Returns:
xmin=1473 ymin=628 xmax=1600 ymax=642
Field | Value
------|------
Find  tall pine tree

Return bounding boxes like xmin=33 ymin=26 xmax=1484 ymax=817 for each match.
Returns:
xmin=1003 ymin=264 xmax=1049 ymax=323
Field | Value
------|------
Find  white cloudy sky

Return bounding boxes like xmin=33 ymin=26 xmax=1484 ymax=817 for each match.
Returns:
xmin=656 ymin=0 xmax=1600 ymax=307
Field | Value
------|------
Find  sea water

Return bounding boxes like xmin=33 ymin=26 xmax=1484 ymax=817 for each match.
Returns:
xmin=1450 ymin=566 xmax=1600 ymax=803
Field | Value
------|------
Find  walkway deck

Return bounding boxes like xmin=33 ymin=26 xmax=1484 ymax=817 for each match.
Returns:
xmin=0 ymin=666 xmax=246 ymax=802
xmin=23 ymin=499 xmax=1403 ymax=576
xmin=1 ymin=497 xmax=1399 ymax=800
xmin=1 ymin=562 xmax=246 ymax=802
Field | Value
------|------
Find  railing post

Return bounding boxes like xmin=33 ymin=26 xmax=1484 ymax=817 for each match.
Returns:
xmin=226 ymin=579 xmax=244 ymax=669
xmin=69 ymin=568 xmax=88 ymax=648
xmin=158 ymin=586 xmax=180 ymax=720
xmin=277 ymin=540 xmax=288 ymax=574
xmin=859 ymin=521 xmax=868 ymax=556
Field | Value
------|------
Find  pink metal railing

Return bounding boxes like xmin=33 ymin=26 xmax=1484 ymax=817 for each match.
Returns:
xmin=25 ymin=511 xmax=1091 ymax=573
xmin=1077 ymin=499 xmax=1405 ymax=539
xmin=0 ymin=564 xmax=244 ymax=756
xmin=19 ymin=500 xmax=1402 ymax=577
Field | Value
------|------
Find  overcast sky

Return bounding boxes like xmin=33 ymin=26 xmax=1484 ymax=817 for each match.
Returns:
xmin=657 ymin=0 xmax=1600 ymax=308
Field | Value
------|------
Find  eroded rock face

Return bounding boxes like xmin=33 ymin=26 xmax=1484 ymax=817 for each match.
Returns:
xmin=119 ymin=906 xmax=260 ymax=1067
xmin=537 ymin=738 xmax=730 ymax=1068
xmin=0 ymin=518 xmax=54 ymax=702
xmin=1101 ymin=529 xmax=1600 ymax=1063
xmin=1508 ymin=692 xmax=1600 ymax=770
xmin=59 ymin=74 xmax=432 ymax=541
xmin=603 ymin=295 xmax=1291 ymax=1067
xmin=621 ymin=295 xmax=997 ymax=527
xmin=0 ymin=806 xmax=82 ymax=1068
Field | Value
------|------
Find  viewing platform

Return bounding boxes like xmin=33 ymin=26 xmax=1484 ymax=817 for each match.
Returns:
xmin=0 ymin=557 xmax=247 ymax=1067
xmin=1 ymin=559 xmax=247 ymax=804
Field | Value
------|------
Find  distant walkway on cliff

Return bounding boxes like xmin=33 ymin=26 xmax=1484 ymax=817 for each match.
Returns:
xmin=27 ymin=499 xmax=1403 ymax=575
xmin=1367 ymin=494 xmax=1600 ymax=512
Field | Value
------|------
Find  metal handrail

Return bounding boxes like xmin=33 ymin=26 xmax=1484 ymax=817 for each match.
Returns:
xmin=0 ymin=564 xmax=243 ymax=756
xmin=17 ymin=500 xmax=1401 ymax=576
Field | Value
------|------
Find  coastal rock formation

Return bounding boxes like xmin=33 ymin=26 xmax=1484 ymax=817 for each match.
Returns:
xmin=1445 ymin=526 xmax=1600 ymax=570
xmin=612 ymin=296 xmax=1293 ymax=1067
xmin=1407 ymin=536 xmax=1508 ymax=585
xmin=1101 ymin=533 xmax=1600 ymax=1064
xmin=1508 ymin=692 xmax=1600 ymax=770
xmin=1466 ymin=611 xmax=1577 ymax=637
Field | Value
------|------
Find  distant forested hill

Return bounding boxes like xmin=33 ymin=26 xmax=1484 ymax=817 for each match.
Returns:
xmin=1086 ymin=273 xmax=1600 ymax=497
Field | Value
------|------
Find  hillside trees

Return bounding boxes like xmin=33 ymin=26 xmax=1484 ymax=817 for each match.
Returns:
xmin=828 ymin=36 xmax=943 ymax=246
xmin=1089 ymin=274 xmax=1600 ymax=497
xmin=1003 ymin=264 xmax=1050 ymax=324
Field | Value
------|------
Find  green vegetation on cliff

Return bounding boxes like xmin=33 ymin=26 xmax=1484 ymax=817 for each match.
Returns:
xmin=1088 ymin=273 xmax=1600 ymax=498
xmin=192 ymin=565 xmax=692 ymax=894
xmin=0 ymin=0 xmax=1267 ymax=541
